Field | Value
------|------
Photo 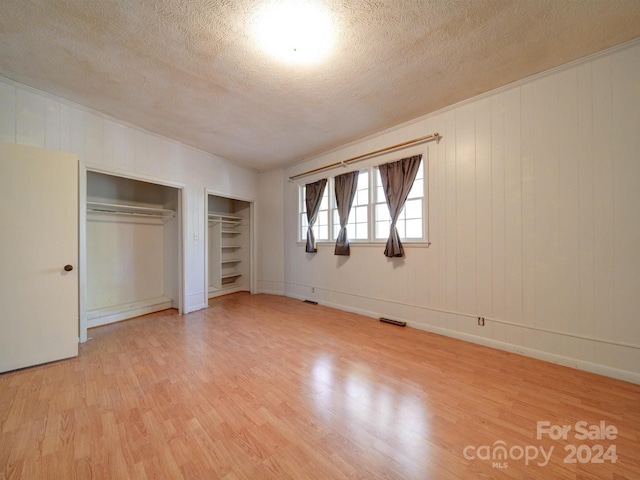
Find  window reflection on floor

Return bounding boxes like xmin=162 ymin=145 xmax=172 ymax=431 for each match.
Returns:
xmin=310 ymin=353 xmax=431 ymax=469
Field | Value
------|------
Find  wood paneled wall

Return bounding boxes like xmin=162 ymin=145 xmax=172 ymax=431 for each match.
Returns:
xmin=278 ymin=41 xmax=640 ymax=383
xmin=0 ymin=78 xmax=259 ymax=314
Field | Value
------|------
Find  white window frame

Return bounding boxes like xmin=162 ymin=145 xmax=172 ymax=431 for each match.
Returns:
xmin=373 ymin=160 xmax=427 ymax=243
xmin=331 ymin=168 xmax=370 ymax=243
xmin=299 ymin=182 xmax=330 ymax=242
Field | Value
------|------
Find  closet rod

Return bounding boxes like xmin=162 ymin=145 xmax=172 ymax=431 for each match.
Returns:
xmin=288 ymin=132 xmax=441 ymax=181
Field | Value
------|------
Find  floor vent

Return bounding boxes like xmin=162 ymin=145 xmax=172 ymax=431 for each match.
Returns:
xmin=303 ymin=300 xmax=318 ymax=305
xmin=380 ymin=317 xmax=406 ymax=327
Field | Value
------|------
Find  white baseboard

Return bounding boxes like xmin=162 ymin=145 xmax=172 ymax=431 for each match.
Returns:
xmin=257 ymin=280 xmax=285 ymax=296
xmin=208 ymin=286 xmax=247 ymax=299
xmin=257 ymin=288 xmax=286 ymax=296
xmin=87 ymin=296 xmax=173 ymax=328
xmin=405 ymin=321 xmax=640 ymax=386
xmin=283 ymin=290 xmax=640 ymax=386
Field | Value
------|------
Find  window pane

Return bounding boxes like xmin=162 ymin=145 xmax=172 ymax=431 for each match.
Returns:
xmin=404 ymin=198 xmax=422 ymax=219
xmin=346 ymin=223 xmax=355 ymax=239
xmin=338 ymin=169 xmax=369 ymax=241
xmin=354 ymin=205 xmax=367 ymax=223
xmin=356 ymin=222 xmax=368 ymax=239
xmin=407 ymin=162 xmax=424 ymax=199
xmin=299 ymin=187 xmax=306 ymax=241
xmin=356 ymin=189 xmax=368 ymax=205
xmin=405 ymin=218 xmax=422 ymax=238
xmin=332 ymin=207 xmax=339 ymax=222
xmin=376 ymin=203 xmax=390 ymax=222
xmin=376 ymin=221 xmax=390 ymax=239
xmin=312 ymin=204 xmax=328 ymax=240
xmin=301 ymin=183 xmax=331 ymax=241
xmin=408 ymin=180 xmax=423 ymax=199
xmin=300 ymin=213 xmax=307 ymax=242
xmin=358 ymin=169 xmax=368 ymax=188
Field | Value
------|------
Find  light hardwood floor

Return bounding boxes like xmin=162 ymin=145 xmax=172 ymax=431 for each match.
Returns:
xmin=1 ymin=292 xmax=639 ymax=479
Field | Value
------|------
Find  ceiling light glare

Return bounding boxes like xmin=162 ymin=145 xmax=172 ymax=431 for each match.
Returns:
xmin=254 ymin=1 xmax=335 ymax=64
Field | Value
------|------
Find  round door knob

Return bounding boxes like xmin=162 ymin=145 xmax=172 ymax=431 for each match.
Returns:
xmin=64 ymin=264 xmax=73 ymax=272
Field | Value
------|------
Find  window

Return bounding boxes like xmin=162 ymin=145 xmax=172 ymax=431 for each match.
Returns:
xmin=299 ymin=183 xmax=330 ymax=242
xmin=374 ymin=161 xmax=424 ymax=240
xmin=298 ymin=159 xmax=426 ymax=244
xmin=332 ymin=169 xmax=369 ymax=241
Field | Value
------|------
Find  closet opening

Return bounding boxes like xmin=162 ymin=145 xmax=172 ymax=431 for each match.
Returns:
xmin=206 ymin=193 xmax=253 ymax=299
xmin=85 ymin=171 xmax=182 ymax=328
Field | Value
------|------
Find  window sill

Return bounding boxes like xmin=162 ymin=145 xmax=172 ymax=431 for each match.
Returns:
xmin=296 ymin=241 xmax=431 ymax=248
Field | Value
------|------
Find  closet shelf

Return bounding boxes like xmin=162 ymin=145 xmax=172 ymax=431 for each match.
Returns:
xmin=221 ymin=245 xmax=241 ymax=249
xmin=221 ymin=273 xmax=242 ymax=279
xmin=208 ymin=212 xmax=243 ymax=225
xmin=221 ymin=259 xmax=241 ymax=264
xmin=87 ymin=201 xmax=175 ymax=219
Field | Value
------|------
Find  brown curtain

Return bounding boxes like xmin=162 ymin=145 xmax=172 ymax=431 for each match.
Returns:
xmin=305 ymin=179 xmax=327 ymax=253
xmin=334 ymin=171 xmax=359 ymax=256
xmin=378 ymin=155 xmax=422 ymax=257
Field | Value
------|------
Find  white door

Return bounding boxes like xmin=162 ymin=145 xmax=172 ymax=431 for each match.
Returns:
xmin=0 ymin=142 xmax=78 ymax=372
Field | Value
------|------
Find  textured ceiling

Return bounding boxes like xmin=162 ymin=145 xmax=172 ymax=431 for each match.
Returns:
xmin=1 ymin=0 xmax=639 ymax=171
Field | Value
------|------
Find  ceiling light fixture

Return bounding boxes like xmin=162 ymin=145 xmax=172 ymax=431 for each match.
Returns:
xmin=253 ymin=1 xmax=335 ymax=64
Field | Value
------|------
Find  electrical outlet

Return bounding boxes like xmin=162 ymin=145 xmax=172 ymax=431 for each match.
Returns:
xmin=311 ymin=287 xmax=315 ymax=293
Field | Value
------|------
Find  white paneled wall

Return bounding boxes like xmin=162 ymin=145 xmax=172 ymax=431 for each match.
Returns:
xmin=273 ymin=41 xmax=640 ymax=383
xmin=257 ymin=169 xmax=286 ymax=295
xmin=86 ymin=216 xmax=165 ymax=310
xmin=0 ymin=77 xmax=258 ymax=314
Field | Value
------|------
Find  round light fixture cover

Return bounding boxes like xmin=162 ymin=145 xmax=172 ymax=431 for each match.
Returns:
xmin=253 ymin=1 xmax=335 ymax=64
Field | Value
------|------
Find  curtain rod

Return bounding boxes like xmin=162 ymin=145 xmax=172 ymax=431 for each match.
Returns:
xmin=288 ymin=133 xmax=441 ymax=181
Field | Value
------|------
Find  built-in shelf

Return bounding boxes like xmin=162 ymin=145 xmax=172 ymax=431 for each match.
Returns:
xmin=221 ymin=273 xmax=242 ymax=279
xmin=208 ymin=210 xmax=246 ymax=297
